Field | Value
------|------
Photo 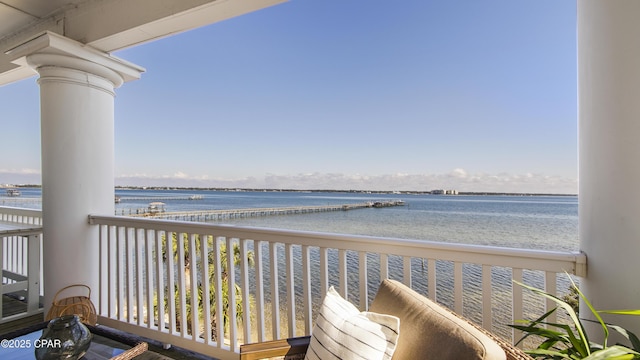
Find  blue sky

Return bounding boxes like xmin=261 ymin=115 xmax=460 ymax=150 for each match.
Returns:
xmin=1 ymin=0 xmax=578 ymax=193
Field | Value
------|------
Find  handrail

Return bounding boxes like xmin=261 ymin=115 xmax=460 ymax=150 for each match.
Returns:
xmin=0 ymin=206 xmax=42 ymax=225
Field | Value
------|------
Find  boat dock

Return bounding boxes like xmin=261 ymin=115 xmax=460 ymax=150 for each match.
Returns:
xmin=116 ymin=195 xmax=203 ymax=202
xmin=125 ymin=200 xmax=405 ymax=221
xmin=0 ymin=197 xmax=41 ymax=206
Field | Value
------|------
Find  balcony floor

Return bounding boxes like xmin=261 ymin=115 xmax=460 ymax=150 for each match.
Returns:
xmin=0 ymin=295 xmax=43 ymax=335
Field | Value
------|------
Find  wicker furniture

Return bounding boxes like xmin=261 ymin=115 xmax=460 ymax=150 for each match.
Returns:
xmin=240 ymin=279 xmax=533 ymax=360
xmin=45 ymin=284 xmax=98 ymax=326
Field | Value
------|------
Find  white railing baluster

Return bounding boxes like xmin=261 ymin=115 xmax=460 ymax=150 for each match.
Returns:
xmin=108 ymin=225 xmax=116 ymax=318
xmin=239 ymin=238 xmax=252 ymax=344
xmin=117 ymin=226 xmax=125 ymax=321
xmin=227 ymin=237 xmax=238 ymax=352
xmin=145 ymin=229 xmax=154 ymax=329
xmin=98 ymin=225 xmax=106 ymax=315
xmin=136 ymin=228 xmax=144 ymax=326
xmin=482 ymin=264 xmax=492 ymax=330
xmin=512 ymin=268 xmax=523 ymax=345
xmin=212 ymin=236 xmax=224 ymax=347
xmin=339 ymin=249 xmax=347 ymax=299
xmin=320 ymin=247 xmax=329 ymax=293
xmin=26 ymin=233 xmax=39 ymax=313
xmin=301 ymin=245 xmax=312 ymax=334
xmin=428 ymin=259 xmax=437 ymax=301
xmin=176 ymin=233 xmax=187 ymax=338
xmin=126 ymin=227 xmax=134 ymax=323
xmin=188 ymin=233 xmax=199 ymax=341
xmin=155 ymin=229 xmax=166 ymax=333
xmin=545 ymin=271 xmax=557 ymax=324
xmin=201 ymin=234 xmax=212 ymax=345
xmin=454 ymin=262 xmax=464 ymax=314
xmin=380 ymin=253 xmax=389 ymax=280
xmin=269 ymin=241 xmax=280 ymax=339
xmin=6 ymin=237 xmax=12 ymax=275
xmin=359 ymin=251 xmax=368 ymax=311
xmin=403 ymin=256 xmax=412 ymax=287
xmin=17 ymin=237 xmax=22 ymax=274
xmin=254 ymin=241 xmax=266 ymax=342
xmin=166 ymin=231 xmax=177 ymax=335
xmin=285 ymin=243 xmax=295 ymax=337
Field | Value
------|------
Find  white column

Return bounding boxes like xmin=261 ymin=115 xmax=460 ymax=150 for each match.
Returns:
xmin=8 ymin=32 xmax=144 ymax=310
xmin=578 ymin=1 xmax=640 ymax=336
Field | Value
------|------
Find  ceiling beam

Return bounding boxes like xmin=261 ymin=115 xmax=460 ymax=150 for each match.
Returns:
xmin=0 ymin=0 xmax=286 ymax=86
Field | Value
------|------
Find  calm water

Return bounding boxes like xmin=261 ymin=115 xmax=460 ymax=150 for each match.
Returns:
xmin=2 ymin=188 xmax=579 ymax=251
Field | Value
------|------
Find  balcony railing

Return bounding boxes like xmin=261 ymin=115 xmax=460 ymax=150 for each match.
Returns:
xmin=0 ymin=206 xmax=43 ymax=323
xmin=89 ymin=214 xmax=586 ymax=360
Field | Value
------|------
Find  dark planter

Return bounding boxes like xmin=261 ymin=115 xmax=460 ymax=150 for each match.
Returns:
xmin=35 ymin=315 xmax=92 ymax=360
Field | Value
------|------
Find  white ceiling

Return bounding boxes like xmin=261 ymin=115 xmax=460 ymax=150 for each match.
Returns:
xmin=0 ymin=0 xmax=286 ymax=86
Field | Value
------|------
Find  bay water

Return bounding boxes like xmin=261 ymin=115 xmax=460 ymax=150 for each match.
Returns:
xmin=111 ymin=189 xmax=578 ymax=252
xmin=8 ymin=188 xmax=578 ymax=252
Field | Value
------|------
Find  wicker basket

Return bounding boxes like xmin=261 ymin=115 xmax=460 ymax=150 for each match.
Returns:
xmin=45 ymin=284 xmax=98 ymax=326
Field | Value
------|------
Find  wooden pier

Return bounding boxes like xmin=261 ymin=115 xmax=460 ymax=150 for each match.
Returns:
xmin=125 ymin=200 xmax=405 ymax=221
xmin=117 ymin=195 xmax=203 ymax=201
xmin=0 ymin=197 xmax=41 ymax=207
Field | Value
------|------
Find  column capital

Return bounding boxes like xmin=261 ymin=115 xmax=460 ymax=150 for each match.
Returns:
xmin=5 ymin=31 xmax=144 ymax=88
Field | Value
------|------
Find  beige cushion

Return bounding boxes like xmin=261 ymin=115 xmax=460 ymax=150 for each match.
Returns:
xmin=305 ymin=286 xmax=400 ymax=360
xmin=369 ymin=279 xmax=506 ymax=360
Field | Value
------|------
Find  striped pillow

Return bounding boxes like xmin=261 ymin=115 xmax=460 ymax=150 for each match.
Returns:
xmin=305 ymin=287 xmax=400 ymax=360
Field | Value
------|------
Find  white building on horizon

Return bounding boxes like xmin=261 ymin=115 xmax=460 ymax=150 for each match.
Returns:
xmin=431 ymin=189 xmax=458 ymax=195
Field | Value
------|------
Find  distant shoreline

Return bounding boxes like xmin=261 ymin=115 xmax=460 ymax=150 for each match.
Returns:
xmin=113 ymin=186 xmax=577 ymax=197
xmin=1 ymin=184 xmax=577 ymax=197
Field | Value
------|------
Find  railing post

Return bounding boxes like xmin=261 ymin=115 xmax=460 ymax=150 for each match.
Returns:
xmin=27 ymin=234 xmax=41 ymax=313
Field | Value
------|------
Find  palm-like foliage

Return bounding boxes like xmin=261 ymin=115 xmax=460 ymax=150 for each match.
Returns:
xmin=511 ymin=277 xmax=640 ymax=359
xmin=159 ymin=233 xmax=254 ymax=339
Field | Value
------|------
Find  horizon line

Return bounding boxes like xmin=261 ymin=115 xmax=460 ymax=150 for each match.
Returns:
xmin=2 ymin=184 xmax=577 ymax=196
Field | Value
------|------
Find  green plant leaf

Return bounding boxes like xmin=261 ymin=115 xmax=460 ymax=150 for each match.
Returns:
xmin=511 ymin=324 xmax=565 ymax=339
xmin=600 ymin=310 xmax=640 ymax=316
xmin=605 ymin=323 xmax=640 ymax=352
xmin=514 ymin=280 xmax=591 ymax=356
xmin=525 ymin=348 xmax=572 ymax=358
xmin=582 ymin=345 xmax=639 ymax=360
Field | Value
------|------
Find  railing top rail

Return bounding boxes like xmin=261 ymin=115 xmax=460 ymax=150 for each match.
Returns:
xmin=0 ymin=206 xmax=42 ymax=217
xmin=89 ymin=214 xmax=586 ymax=276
